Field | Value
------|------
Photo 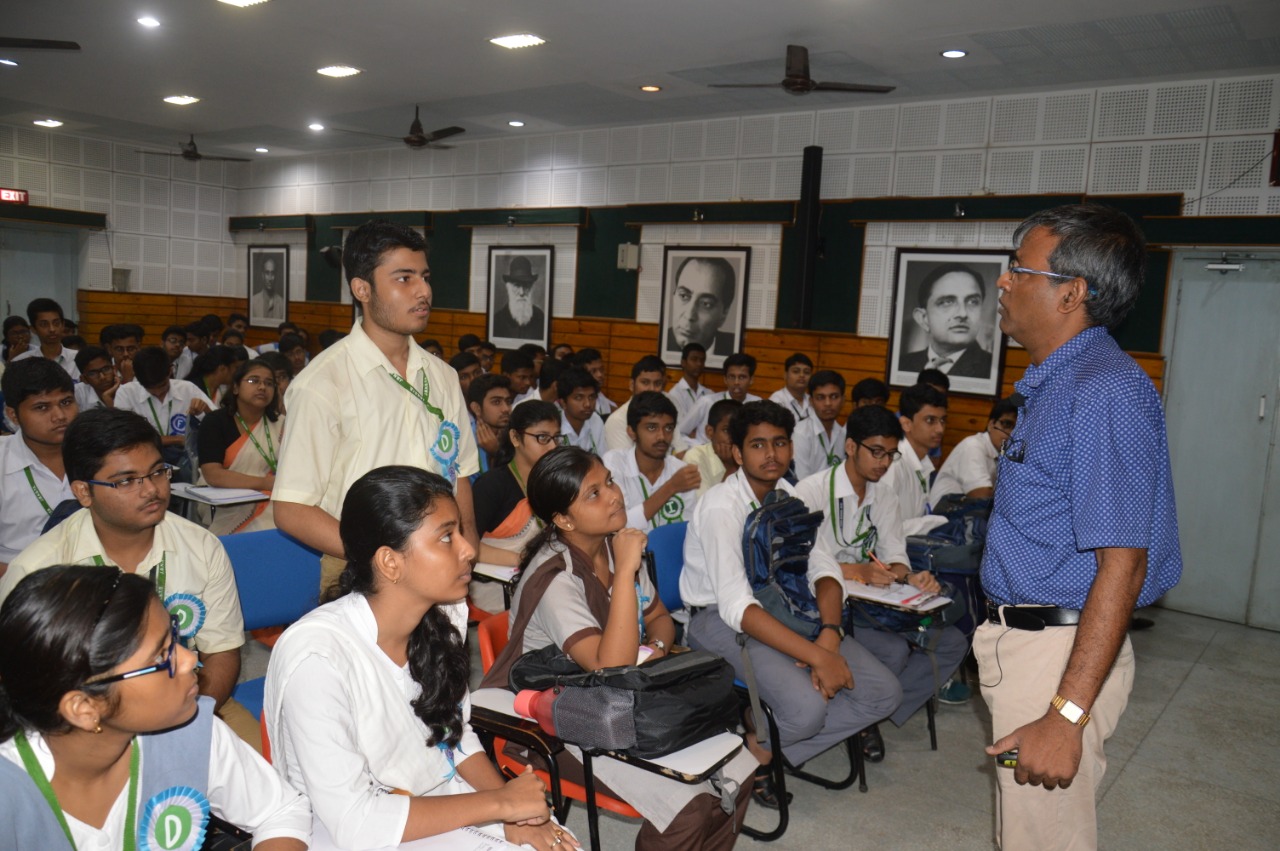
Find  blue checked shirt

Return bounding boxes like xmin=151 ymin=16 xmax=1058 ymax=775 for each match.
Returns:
xmin=982 ymin=327 xmax=1182 ymax=610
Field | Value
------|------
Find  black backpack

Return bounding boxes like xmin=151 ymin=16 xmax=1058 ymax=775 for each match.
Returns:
xmin=740 ymin=490 xmax=825 ymax=638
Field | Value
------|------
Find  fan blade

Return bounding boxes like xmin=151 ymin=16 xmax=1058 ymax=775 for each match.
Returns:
xmin=813 ymin=81 xmax=895 ymax=94
xmin=708 ymin=83 xmax=784 ymax=89
xmin=423 ymin=125 xmax=464 ymax=143
xmin=135 ymin=150 xmax=182 ymax=157
xmin=0 ymin=37 xmax=81 ymax=50
xmin=330 ymin=128 xmax=404 ymax=142
xmin=203 ymin=155 xmax=252 ymax=163
xmin=785 ymin=45 xmax=810 ymax=81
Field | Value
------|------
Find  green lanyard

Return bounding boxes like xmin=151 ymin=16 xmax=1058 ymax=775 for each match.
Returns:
xmin=817 ymin=430 xmax=840 ymax=468
xmin=24 ymin=466 xmax=54 ymax=516
xmin=914 ymin=469 xmax=928 ymax=494
xmin=235 ymin=413 xmax=277 ymax=472
xmin=14 ymin=731 xmax=140 ymax=851
xmin=829 ymin=467 xmax=874 ymax=551
xmin=637 ymin=475 xmax=684 ymax=528
xmin=146 ymin=397 xmax=173 ymax=435
xmin=386 ymin=367 xmax=444 ymax=423
xmin=92 ymin=553 xmax=166 ymax=600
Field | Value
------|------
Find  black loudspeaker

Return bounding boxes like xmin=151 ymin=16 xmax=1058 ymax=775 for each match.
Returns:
xmin=795 ymin=145 xmax=823 ymax=328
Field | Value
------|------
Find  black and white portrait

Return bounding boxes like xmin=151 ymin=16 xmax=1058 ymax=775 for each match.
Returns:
xmin=488 ymin=246 xmax=553 ymax=350
xmin=248 ymin=245 xmax=289 ymax=328
xmin=888 ymin=249 xmax=1008 ymax=396
xmin=659 ymin=246 xmax=750 ymax=370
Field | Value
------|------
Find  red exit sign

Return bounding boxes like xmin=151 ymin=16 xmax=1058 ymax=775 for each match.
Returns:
xmin=1 ymin=187 xmax=30 ymax=204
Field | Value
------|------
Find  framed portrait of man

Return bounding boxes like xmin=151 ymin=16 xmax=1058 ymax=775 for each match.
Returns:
xmin=248 ymin=245 xmax=289 ymax=328
xmin=658 ymin=246 xmax=750 ymax=370
xmin=487 ymin=246 xmax=553 ymax=350
xmin=887 ymin=249 xmax=1009 ymax=396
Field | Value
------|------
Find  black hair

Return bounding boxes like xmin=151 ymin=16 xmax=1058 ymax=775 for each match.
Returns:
xmin=74 ymin=346 xmax=112 ymax=373
xmin=674 ymin=256 xmax=736 ymax=307
xmin=0 ymin=566 xmax=157 ymax=740
xmin=161 ymin=324 xmax=186 ymax=342
xmin=3 ymin=315 xmax=29 ymax=335
xmin=341 ymin=220 xmax=427 ymax=290
xmin=570 ymin=348 xmax=603 ymax=367
xmin=131 ymin=346 xmax=171 ymax=388
xmin=550 ymin=342 xmax=574 ymax=359
xmin=1 ymin=358 xmax=74 ymax=408
xmin=221 ymin=358 xmax=282 ymax=422
xmin=277 ymin=322 xmax=300 ymax=335
xmin=723 ymin=352 xmax=757 ymax=375
xmin=256 ymin=350 xmax=294 ymax=382
xmin=916 ymin=263 xmax=986 ymax=308
xmin=705 ymin=398 xmax=741 ymax=431
xmin=626 ymin=390 xmax=678 ymax=430
xmin=916 ymin=368 xmax=951 ymax=391
xmin=449 ymin=351 xmax=480 ymax=373
xmin=278 ymin=333 xmax=306 ymax=355
xmin=334 ymin=466 xmax=467 ymax=748
xmin=477 ymin=341 xmax=496 ymax=355
xmin=64 ymin=408 xmax=163 ymax=483
xmin=419 ymin=337 xmax=442 ymax=352
xmin=61 ymin=336 xmax=88 ymax=350
xmin=228 ymin=312 xmax=248 ymax=326
xmin=846 ymin=404 xmax=904 ymax=444
xmin=539 ymin=355 xmax=566 ymax=389
xmin=199 ymin=314 xmax=224 ymax=333
xmin=729 ymin=400 xmax=795 ymax=448
xmin=457 ymin=333 xmax=482 ymax=352
xmin=183 ymin=320 xmax=209 ymax=339
xmin=680 ymin=342 xmax=706 ymax=361
xmin=517 ymin=343 xmax=546 ymax=358
xmin=851 ymin=377 xmax=889 ymax=403
xmin=493 ymin=399 xmax=561 ymax=468
xmin=220 ymin=329 xmax=244 ymax=345
xmin=899 ymin=383 xmax=949 ymax=419
xmin=100 ymin=323 xmax=144 ymax=348
xmin=26 ymin=298 xmax=64 ymax=324
xmin=556 ymin=366 xmax=599 ymax=400
xmin=784 ymin=352 xmax=813 ymax=371
xmin=190 ymin=345 xmax=237 ymax=385
xmin=318 ymin=329 xmax=346 ymax=350
xmin=808 ymin=369 xmax=846 ymax=396
xmin=630 ymin=355 xmax=666 ymax=381
xmin=989 ymin=397 xmax=1020 ymax=422
xmin=501 ymin=350 xmax=534 ymax=375
xmin=466 ymin=372 xmax=513 ymax=410
xmin=1013 ymin=203 xmax=1146 ymax=330
xmin=515 ymin=447 xmax=600 ymax=576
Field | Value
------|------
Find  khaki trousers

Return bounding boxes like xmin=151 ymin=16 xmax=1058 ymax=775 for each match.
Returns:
xmin=974 ymin=620 xmax=1134 ymax=851
xmin=320 ymin=553 xmax=346 ymax=599
xmin=218 ymin=697 xmax=263 ymax=756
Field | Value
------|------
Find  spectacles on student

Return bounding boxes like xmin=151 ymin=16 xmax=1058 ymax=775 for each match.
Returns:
xmin=520 ymin=431 xmax=567 ymax=446
xmin=242 ymin=375 xmax=277 ymax=388
xmin=85 ymin=464 xmax=175 ymax=492
xmin=83 ymin=365 xmax=117 ymax=380
xmin=855 ymin=441 xmax=902 ymax=461
xmin=81 ymin=614 xmax=181 ymax=686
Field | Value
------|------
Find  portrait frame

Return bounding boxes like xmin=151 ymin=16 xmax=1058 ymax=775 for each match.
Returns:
xmin=247 ymin=244 xmax=289 ymax=329
xmin=887 ymin=248 xmax=1009 ymax=397
xmin=487 ymin=246 xmax=554 ymax=351
xmin=658 ymin=246 xmax=750 ymax=371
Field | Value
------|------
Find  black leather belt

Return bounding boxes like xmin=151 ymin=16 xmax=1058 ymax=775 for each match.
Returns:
xmin=688 ymin=605 xmax=707 ymax=616
xmin=985 ymin=600 xmax=1081 ymax=630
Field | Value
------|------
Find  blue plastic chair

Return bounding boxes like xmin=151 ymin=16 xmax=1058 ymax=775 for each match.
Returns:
xmin=644 ymin=521 xmax=688 ymax=613
xmin=220 ymin=529 xmax=323 ymax=718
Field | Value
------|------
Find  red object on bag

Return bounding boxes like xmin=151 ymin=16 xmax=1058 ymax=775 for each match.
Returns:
xmin=513 ymin=688 xmax=559 ymax=735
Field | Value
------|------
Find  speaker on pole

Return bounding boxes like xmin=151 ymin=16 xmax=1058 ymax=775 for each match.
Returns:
xmin=795 ymin=145 xmax=823 ymax=328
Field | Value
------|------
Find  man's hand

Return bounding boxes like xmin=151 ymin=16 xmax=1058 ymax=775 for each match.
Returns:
xmin=986 ymin=711 xmax=1084 ymax=790
xmin=476 ymin=419 xmax=501 ymax=455
xmin=842 ymin=561 xmax=896 ymax=586
xmin=669 ymin=463 xmax=701 ymax=493
xmin=188 ymin=398 xmax=211 ymax=416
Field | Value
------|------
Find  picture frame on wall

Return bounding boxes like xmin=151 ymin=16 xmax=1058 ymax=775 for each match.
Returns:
xmin=887 ymin=248 xmax=1009 ymax=397
xmin=487 ymin=246 xmax=553 ymax=350
xmin=248 ymin=245 xmax=289 ymax=328
xmin=658 ymin=246 xmax=751 ymax=370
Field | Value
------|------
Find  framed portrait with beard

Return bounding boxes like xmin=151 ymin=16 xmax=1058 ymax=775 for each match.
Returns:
xmin=488 ymin=246 xmax=553 ymax=350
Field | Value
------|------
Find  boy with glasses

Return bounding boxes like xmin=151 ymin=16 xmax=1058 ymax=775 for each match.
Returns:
xmin=73 ymin=346 xmax=120 ymax=410
xmin=930 ymin=397 xmax=1018 ymax=503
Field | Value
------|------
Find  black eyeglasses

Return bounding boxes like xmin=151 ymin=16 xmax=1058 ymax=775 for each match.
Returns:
xmin=82 ymin=614 xmax=180 ymax=686
xmin=85 ymin=464 xmax=175 ymax=492
xmin=520 ymin=431 xmax=567 ymax=446
xmin=855 ymin=441 xmax=902 ymax=462
xmin=1000 ymin=437 xmax=1027 ymax=464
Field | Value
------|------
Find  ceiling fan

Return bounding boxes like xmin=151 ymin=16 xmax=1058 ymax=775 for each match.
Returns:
xmin=709 ymin=44 xmax=894 ymax=95
xmin=334 ymin=106 xmax=465 ymax=149
xmin=0 ymin=37 xmax=81 ymax=51
xmin=136 ymin=135 xmax=250 ymax=163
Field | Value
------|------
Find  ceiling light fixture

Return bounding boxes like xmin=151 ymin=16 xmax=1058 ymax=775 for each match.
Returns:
xmin=308 ymin=122 xmax=325 ymax=131
xmin=940 ymin=49 xmax=967 ymax=59
xmin=317 ymin=65 xmax=361 ymax=77
xmin=639 ymin=85 xmax=662 ymax=93
xmin=137 ymin=16 xmax=160 ymax=28
xmin=0 ymin=59 xmax=18 ymax=67
xmin=255 ymin=147 xmax=269 ymax=153
xmin=33 ymin=119 xmax=63 ymax=128
xmin=163 ymin=95 xmax=199 ymax=105
xmin=490 ymin=34 xmax=545 ymax=49
xmin=217 ymin=0 xmax=271 ymax=7
xmin=508 ymin=120 xmax=525 ymax=127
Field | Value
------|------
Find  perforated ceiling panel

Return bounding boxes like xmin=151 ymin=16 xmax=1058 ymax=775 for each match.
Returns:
xmin=858 ymin=246 xmax=891 ymax=337
xmin=737 ymin=160 xmax=772 ymax=200
xmin=855 ymin=106 xmax=898 ymax=152
xmin=1095 ymin=87 xmax=1151 ymax=139
xmin=894 ymin=154 xmax=938 ymax=196
xmin=50 ymin=135 xmax=80 ymax=165
xmin=988 ymin=149 xmax=1035 ymax=194
xmin=897 ymin=103 xmax=943 ymax=149
xmin=637 ymin=165 xmax=669 ymax=203
xmin=1042 ymin=92 xmax=1094 ymax=142
xmin=1089 ymin=144 xmax=1143 ymax=192
xmin=776 ymin=112 xmax=814 ymax=155
xmin=671 ymin=122 xmax=704 ymax=161
xmin=943 ymin=100 xmax=989 ymax=147
xmin=740 ymin=115 xmax=777 ymax=157
xmin=1211 ymin=76 xmax=1276 ymax=133
xmin=610 ymin=127 xmax=640 ymax=164
xmin=850 ymin=155 xmax=893 ymax=197
xmin=1036 ymin=147 xmax=1088 ymax=192
xmin=939 ymin=151 xmax=985 ymax=195
xmin=1146 ymin=141 xmax=1204 ymax=192
xmin=1152 ymin=83 xmax=1210 ymax=135
xmin=1205 ymin=136 xmax=1270 ymax=192
xmin=992 ymin=96 xmax=1040 ymax=145
xmin=816 ymin=109 xmax=857 ymax=152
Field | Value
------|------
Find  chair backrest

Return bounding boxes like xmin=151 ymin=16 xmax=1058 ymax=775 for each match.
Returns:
xmin=477 ymin=613 xmax=509 ymax=674
xmin=220 ymin=529 xmax=323 ymax=632
xmin=645 ymin=521 xmax=688 ymax=612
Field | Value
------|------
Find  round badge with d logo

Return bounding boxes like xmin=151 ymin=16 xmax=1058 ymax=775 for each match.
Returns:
xmin=139 ymin=786 xmax=210 ymax=851
xmin=164 ymin=593 xmax=206 ymax=640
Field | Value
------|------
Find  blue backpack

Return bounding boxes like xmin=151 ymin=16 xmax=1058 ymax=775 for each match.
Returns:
xmin=740 ymin=489 xmax=825 ymax=638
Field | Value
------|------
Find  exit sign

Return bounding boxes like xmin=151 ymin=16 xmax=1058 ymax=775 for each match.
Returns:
xmin=0 ymin=187 xmax=29 ymax=204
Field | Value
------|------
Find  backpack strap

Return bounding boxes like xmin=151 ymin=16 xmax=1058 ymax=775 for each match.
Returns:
xmin=479 ymin=551 xmax=570 ymax=690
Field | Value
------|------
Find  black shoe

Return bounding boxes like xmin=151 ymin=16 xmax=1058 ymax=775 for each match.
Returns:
xmin=1130 ymin=616 xmax=1155 ymax=631
xmin=751 ymin=765 xmax=792 ymax=810
xmin=859 ymin=725 xmax=885 ymax=763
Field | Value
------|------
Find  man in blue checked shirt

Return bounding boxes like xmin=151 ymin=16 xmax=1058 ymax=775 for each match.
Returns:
xmin=977 ymin=204 xmax=1181 ymax=851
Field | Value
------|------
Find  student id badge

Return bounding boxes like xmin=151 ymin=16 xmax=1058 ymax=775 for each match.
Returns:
xmin=431 ymin=421 xmax=462 ymax=485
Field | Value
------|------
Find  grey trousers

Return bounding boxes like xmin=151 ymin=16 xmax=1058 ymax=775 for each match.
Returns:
xmin=687 ymin=607 xmax=902 ymax=766
xmin=853 ymin=625 xmax=969 ymax=727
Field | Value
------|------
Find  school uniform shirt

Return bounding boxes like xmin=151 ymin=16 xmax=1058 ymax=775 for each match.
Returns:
xmin=511 ymin=385 xmax=541 ymax=408
xmin=668 ymin=377 xmax=713 ymax=425
xmin=273 ymin=320 xmax=479 ymax=521
xmin=681 ymin=391 xmax=762 ymax=446
xmin=174 ymin=347 xmax=196 ymax=380
xmin=559 ymin=408 xmax=605 ymax=454
xmin=602 ymin=397 xmax=692 ymax=455
xmin=792 ymin=416 xmax=847 ymax=481
xmin=601 ymin=448 xmax=699 ymax=530
xmin=115 ymin=379 xmax=214 ymax=438
xmin=73 ymin=382 xmax=108 ymax=411
xmin=881 ymin=447 xmax=949 ymax=538
xmin=928 ymin=431 xmax=998 ymax=503
xmin=768 ymin=388 xmax=812 ymax=423
xmin=0 ymin=510 xmax=245 ymax=655
xmin=680 ymin=468 xmax=842 ymax=632
xmin=11 ymin=345 xmax=80 ymax=380
xmin=0 ymin=435 xmax=74 ymax=564
xmin=795 ymin=465 xmax=909 ymax=568
xmin=684 ymin=442 xmax=727 ymax=498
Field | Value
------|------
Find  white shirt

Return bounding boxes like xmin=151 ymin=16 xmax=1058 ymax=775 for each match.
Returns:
xmin=681 ymin=391 xmax=761 ymax=445
xmin=881 ymin=445 xmax=948 ymax=537
xmin=595 ymin=391 xmax=617 ymax=416
xmin=603 ymin=397 xmax=692 ymax=455
xmin=668 ymin=377 xmax=713 ymax=425
xmin=12 ymin=345 xmax=80 ymax=380
xmin=0 ymin=435 xmax=73 ymax=564
xmin=768 ymin=387 xmax=812 ymax=423
xmin=115 ymin=379 xmax=213 ymax=437
xmin=602 ymin=447 xmax=699 ymax=530
xmin=792 ymin=416 xmax=846 ymax=481
xmin=73 ymin=382 xmax=108 ymax=411
xmin=795 ymin=465 xmax=909 ymax=568
xmin=559 ymin=408 xmax=605 ymax=454
xmin=511 ymin=385 xmax=540 ymax=408
xmin=174 ymin=348 xmax=196 ymax=380
xmin=929 ymin=431 xmax=999 ymax=503
xmin=0 ymin=718 xmax=312 ymax=849
xmin=680 ymin=469 xmax=841 ymax=632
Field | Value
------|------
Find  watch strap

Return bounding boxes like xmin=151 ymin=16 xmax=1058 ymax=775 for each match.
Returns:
xmin=1051 ymin=694 xmax=1091 ymax=728
xmin=819 ymin=623 xmax=845 ymax=638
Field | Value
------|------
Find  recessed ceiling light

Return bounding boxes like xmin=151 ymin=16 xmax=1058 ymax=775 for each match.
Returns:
xmin=490 ymin=34 xmax=545 ymax=49
xmin=940 ymin=49 xmax=967 ymax=59
xmin=0 ymin=59 xmax=18 ymax=67
xmin=137 ymin=16 xmax=160 ymax=28
xmin=639 ymin=85 xmax=662 ymax=93
xmin=163 ymin=95 xmax=199 ymax=105
xmin=508 ymin=120 xmax=525 ymax=128
xmin=308 ymin=122 xmax=325 ymax=131
xmin=33 ymin=119 xmax=63 ymax=128
xmin=218 ymin=0 xmax=271 ymax=7
xmin=317 ymin=65 xmax=361 ymax=77
xmin=255 ymin=147 xmax=269 ymax=153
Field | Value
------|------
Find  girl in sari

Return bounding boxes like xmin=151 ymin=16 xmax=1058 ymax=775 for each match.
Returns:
xmin=197 ymin=358 xmax=284 ymax=534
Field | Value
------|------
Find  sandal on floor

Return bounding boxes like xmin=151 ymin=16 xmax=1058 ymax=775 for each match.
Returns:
xmin=751 ymin=765 xmax=792 ymax=810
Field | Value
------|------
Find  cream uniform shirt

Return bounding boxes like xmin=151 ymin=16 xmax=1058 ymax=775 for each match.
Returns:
xmin=273 ymin=320 xmax=479 ymax=520
xmin=0 ymin=435 xmax=74 ymax=563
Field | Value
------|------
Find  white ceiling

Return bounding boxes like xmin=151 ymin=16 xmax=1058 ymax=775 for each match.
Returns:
xmin=2 ymin=0 xmax=1278 ymax=159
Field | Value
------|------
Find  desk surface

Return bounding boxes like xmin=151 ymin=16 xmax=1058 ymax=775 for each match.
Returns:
xmin=307 ymin=818 xmax=520 ymax=850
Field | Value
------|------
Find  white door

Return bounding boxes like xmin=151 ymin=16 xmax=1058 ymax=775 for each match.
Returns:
xmin=0 ymin=226 xmax=81 ymax=321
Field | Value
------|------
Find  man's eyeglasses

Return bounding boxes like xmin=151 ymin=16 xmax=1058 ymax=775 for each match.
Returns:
xmin=82 ymin=614 xmax=180 ymax=686
xmin=1006 ymin=254 xmax=1079 ymax=282
xmin=1000 ymin=437 xmax=1027 ymax=464
xmin=83 ymin=365 xmax=117 ymax=380
xmin=855 ymin=441 xmax=902 ymax=462
xmin=520 ymin=431 xmax=567 ymax=446
xmin=85 ymin=464 xmax=175 ymax=492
